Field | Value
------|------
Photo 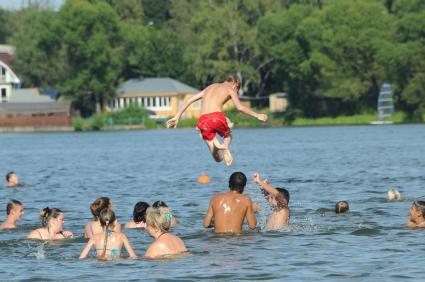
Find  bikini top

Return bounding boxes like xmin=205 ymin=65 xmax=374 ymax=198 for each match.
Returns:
xmin=95 ymin=230 xmax=120 ymax=257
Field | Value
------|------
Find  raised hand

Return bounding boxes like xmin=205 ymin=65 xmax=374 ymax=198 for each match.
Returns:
xmin=257 ymin=114 xmax=268 ymax=122
xmin=166 ymin=117 xmax=179 ymax=128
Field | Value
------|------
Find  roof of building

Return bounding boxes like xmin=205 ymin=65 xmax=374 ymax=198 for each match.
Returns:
xmin=116 ymin=77 xmax=199 ymax=95
xmin=0 ymin=101 xmax=71 ymax=114
xmin=9 ymin=88 xmax=56 ymax=103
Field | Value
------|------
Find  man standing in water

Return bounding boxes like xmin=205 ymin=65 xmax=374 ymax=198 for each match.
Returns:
xmin=203 ymin=172 xmax=257 ymax=233
xmin=0 ymin=200 xmax=24 ymax=229
xmin=166 ymin=74 xmax=268 ymax=166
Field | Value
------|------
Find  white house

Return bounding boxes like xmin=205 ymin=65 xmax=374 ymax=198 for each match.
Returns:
xmin=0 ymin=45 xmax=21 ymax=103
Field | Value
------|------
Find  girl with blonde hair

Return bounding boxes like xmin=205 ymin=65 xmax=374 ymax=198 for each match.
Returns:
xmin=27 ymin=207 xmax=73 ymax=240
xmin=145 ymin=207 xmax=186 ymax=258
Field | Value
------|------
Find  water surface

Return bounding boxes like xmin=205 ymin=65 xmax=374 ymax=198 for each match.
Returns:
xmin=0 ymin=125 xmax=424 ymax=281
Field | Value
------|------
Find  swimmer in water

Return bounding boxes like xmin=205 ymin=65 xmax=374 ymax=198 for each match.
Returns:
xmin=145 ymin=207 xmax=187 ymax=258
xmin=125 ymin=201 xmax=150 ymax=229
xmin=84 ymin=197 xmax=121 ymax=238
xmin=166 ymin=74 xmax=268 ymax=166
xmin=387 ymin=189 xmax=401 ymax=201
xmin=252 ymin=173 xmax=290 ymax=229
xmin=152 ymin=201 xmax=177 ymax=226
xmin=203 ymin=172 xmax=256 ymax=234
xmin=0 ymin=200 xmax=24 ymax=229
xmin=80 ymin=208 xmax=136 ymax=259
xmin=27 ymin=207 xmax=73 ymax=240
xmin=405 ymin=200 xmax=425 ymax=228
xmin=6 ymin=172 xmax=20 ymax=188
xmin=335 ymin=201 xmax=349 ymax=214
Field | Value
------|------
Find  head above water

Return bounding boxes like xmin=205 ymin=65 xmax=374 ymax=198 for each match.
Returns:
xmin=99 ymin=208 xmax=116 ymax=228
xmin=387 ymin=189 xmax=401 ymax=201
xmin=90 ymin=197 xmax=111 ymax=220
xmin=412 ymin=200 xmax=425 ymax=219
xmin=40 ymin=207 xmax=63 ymax=227
xmin=133 ymin=201 xmax=150 ymax=223
xmin=229 ymin=172 xmax=247 ymax=193
xmin=152 ymin=201 xmax=168 ymax=208
xmin=225 ymin=74 xmax=241 ymax=91
xmin=146 ymin=207 xmax=172 ymax=233
xmin=335 ymin=201 xmax=349 ymax=214
xmin=6 ymin=199 xmax=22 ymax=215
xmin=6 ymin=171 xmax=19 ymax=186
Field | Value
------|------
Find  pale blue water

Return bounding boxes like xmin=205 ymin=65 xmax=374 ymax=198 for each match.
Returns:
xmin=0 ymin=125 xmax=425 ymax=281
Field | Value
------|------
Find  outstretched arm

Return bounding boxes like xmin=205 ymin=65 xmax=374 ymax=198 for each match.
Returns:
xmin=229 ymin=89 xmax=267 ymax=122
xmin=252 ymin=173 xmax=280 ymax=198
xmin=166 ymin=90 xmax=205 ymax=128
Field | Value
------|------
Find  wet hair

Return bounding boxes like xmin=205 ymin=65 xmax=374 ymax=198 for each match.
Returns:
xmin=335 ymin=201 xmax=349 ymax=214
xmin=152 ymin=201 xmax=168 ymax=208
xmin=6 ymin=171 xmax=15 ymax=182
xmin=90 ymin=197 xmax=111 ymax=220
xmin=99 ymin=208 xmax=116 ymax=258
xmin=413 ymin=201 xmax=425 ymax=219
xmin=229 ymin=172 xmax=247 ymax=193
xmin=387 ymin=189 xmax=401 ymax=201
xmin=146 ymin=207 xmax=172 ymax=233
xmin=225 ymin=74 xmax=241 ymax=90
xmin=133 ymin=202 xmax=150 ymax=223
xmin=40 ymin=207 xmax=63 ymax=227
xmin=6 ymin=199 xmax=22 ymax=215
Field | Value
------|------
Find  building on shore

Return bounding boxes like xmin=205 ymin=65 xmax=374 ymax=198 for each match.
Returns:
xmin=110 ymin=77 xmax=201 ymax=119
xmin=0 ymin=45 xmax=72 ymax=128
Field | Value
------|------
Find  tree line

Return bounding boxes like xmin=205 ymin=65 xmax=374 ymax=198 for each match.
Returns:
xmin=0 ymin=0 xmax=424 ymax=119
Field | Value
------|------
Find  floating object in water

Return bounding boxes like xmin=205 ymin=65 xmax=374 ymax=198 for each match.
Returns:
xmin=387 ymin=188 xmax=401 ymax=201
xmin=198 ymin=172 xmax=211 ymax=184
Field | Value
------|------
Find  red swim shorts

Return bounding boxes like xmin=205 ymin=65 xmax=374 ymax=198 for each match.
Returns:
xmin=197 ymin=112 xmax=231 ymax=141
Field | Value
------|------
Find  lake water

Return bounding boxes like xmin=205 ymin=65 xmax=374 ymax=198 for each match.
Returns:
xmin=0 ymin=125 xmax=425 ymax=281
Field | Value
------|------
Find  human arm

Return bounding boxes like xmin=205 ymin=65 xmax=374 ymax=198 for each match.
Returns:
xmin=84 ymin=223 xmax=91 ymax=238
xmin=122 ymin=234 xmax=137 ymax=258
xmin=252 ymin=173 xmax=281 ymax=198
xmin=228 ymin=89 xmax=267 ymax=122
xmin=166 ymin=90 xmax=205 ymax=128
xmin=79 ymin=238 xmax=94 ymax=259
xmin=203 ymin=199 xmax=214 ymax=228
xmin=246 ymin=198 xmax=257 ymax=230
xmin=405 ymin=220 xmax=417 ymax=228
xmin=61 ymin=230 xmax=74 ymax=238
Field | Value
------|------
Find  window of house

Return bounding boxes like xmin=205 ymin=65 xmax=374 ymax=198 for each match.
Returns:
xmin=1 ymin=67 xmax=5 ymax=76
xmin=1 ymin=88 xmax=6 ymax=99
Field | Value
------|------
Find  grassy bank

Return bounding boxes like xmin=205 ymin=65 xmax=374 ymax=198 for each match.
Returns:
xmin=292 ymin=112 xmax=407 ymax=126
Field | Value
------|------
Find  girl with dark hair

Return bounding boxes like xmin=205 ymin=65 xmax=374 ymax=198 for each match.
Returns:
xmin=27 ymin=207 xmax=73 ymax=240
xmin=84 ymin=197 xmax=121 ymax=238
xmin=405 ymin=200 xmax=425 ymax=228
xmin=80 ymin=208 xmax=136 ymax=259
xmin=125 ymin=201 xmax=150 ymax=229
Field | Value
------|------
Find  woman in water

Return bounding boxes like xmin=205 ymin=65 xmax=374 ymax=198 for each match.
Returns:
xmin=125 ymin=201 xmax=150 ymax=229
xmin=27 ymin=207 xmax=73 ymax=240
xmin=84 ymin=197 xmax=121 ymax=238
xmin=80 ymin=208 xmax=136 ymax=259
xmin=145 ymin=207 xmax=186 ymax=258
xmin=405 ymin=200 xmax=425 ymax=228
xmin=152 ymin=201 xmax=177 ymax=226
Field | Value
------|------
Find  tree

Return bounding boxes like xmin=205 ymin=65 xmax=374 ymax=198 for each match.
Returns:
xmin=59 ymin=0 xmax=123 ymax=116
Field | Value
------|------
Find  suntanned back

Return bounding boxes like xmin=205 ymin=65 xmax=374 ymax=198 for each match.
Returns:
xmin=200 ymin=83 xmax=233 ymax=114
xmin=210 ymin=191 xmax=251 ymax=233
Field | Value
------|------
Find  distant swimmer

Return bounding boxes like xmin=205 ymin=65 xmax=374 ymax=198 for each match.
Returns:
xmin=27 ymin=207 xmax=73 ymax=240
xmin=6 ymin=172 xmax=20 ymax=188
xmin=387 ymin=189 xmax=401 ymax=201
xmin=252 ymin=173 xmax=290 ymax=229
xmin=335 ymin=201 xmax=349 ymax=214
xmin=80 ymin=208 xmax=137 ymax=259
xmin=84 ymin=197 xmax=121 ymax=238
xmin=145 ymin=207 xmax=187 ymax=258
xmin=0 ymin=200 xmax=24 ymax=230
xmin=405 ymin=200 xmax=425 ymax=228
xmin=125 ymin=201 xmax=150 ymax=229
xmin=166 ymin=74 xmax=268 ymax=166
xmin=203 ymin=172 xmax=257 ymax=233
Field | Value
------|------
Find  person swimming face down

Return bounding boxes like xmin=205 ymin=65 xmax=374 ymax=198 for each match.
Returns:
xmin=335 ymin=201 xmax=349 ymax=214
xmin=387 ymin=189 xmax=401 ymax=201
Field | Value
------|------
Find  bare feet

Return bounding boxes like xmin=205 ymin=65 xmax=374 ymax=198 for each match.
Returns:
xmin=223 ymin=149 xmax=233 ymax=166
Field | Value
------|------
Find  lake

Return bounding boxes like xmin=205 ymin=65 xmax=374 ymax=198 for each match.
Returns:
xmin=0 ymin=125 xmax=425 ymax=281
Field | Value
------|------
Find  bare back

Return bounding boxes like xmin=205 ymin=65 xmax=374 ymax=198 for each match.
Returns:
xmin=204 ymin=191 xmax=256 ymax=233
xmin=200 ymin=83 xmax=234 ymax=115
